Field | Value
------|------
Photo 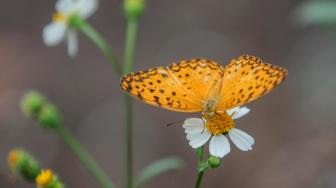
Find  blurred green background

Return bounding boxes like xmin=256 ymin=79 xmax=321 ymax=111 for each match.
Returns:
xmin=1 ymin=0 xmax=336 ymax=187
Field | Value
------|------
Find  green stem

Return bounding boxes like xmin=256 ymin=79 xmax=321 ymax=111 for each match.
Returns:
xmin=55 ymin=125 xmax=116 ymax=188
xmin=194 ymin=147 xmax=206 ymax=188
xmin=123 ymin=19 xmax=138 ymax=188
xmin=196 ymin=147 xmax=204 ymax=160
xmin=78 ymin=20 xmax=122 ymax=76
xmin=124 ymin=94 xmax=133 ymax=188
xmin=194 ymin=171 xmax=205 ymax=188
xmin=123 ymin=20 xmax=138 ymax=73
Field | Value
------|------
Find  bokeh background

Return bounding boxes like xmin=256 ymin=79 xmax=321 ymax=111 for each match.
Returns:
xmin=1 ymin=0 xmax=336 ymax=187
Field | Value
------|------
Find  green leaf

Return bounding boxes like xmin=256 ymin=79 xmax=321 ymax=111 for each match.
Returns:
xmin=134 ymin=157 xmax=184 ymax=188
xmin=295 ymin=1 xmax=336 ymax=26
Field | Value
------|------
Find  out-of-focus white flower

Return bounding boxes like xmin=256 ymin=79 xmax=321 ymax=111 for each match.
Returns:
xmin=43 ymin=0 xmax=98 ymax=57
xmin=183 ymin=106 xmax=254 ymax=158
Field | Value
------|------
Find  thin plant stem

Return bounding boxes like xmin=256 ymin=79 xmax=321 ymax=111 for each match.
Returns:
xmin=194 ymin=171 xmax=205 ymax=188
xmin=124 ymin=94 xmax=133 ymax=188
xmin=123 ymin=20 xmax=138 ymax=73
xmin=55 ymin=125 xmax=116 ymax=188
xmin=194 ymin=147 xmax=205 ymax=188
xmin=78 ymin=20 xmax=122 ymax=76
xmin=123 ymin=19 xmax=138 ymax=188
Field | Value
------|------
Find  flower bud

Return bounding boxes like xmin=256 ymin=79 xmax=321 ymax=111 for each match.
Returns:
xmin=124 ymin=0 xmax=145 ymax=21
xmin=38 ymin=104 xmax=61 ymax=129
xmin=36 ymin=169 xmax=65 ymax=188
xmin=8 ymin=149 xmax=41 ymax=182
xmin=207 ymin=156 xmax=221 ymax=168
xmin=20 ymin=91 xmax=45 ymax=118
xmin=20 ymin=91 xmax=62 ymax=130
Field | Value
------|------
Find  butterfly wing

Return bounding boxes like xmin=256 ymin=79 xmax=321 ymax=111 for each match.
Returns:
xmin=167 ymin=58 xmax=225 ymax=104
xmin=120 ymin=58 xmax=225 ymax=112
xmin=216 ymin=55 xmax=288 ymax=110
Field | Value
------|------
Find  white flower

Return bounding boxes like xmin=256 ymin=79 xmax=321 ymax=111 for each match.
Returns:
xmin=43 ymin=0 xmax=98 ymax=57
xmin=183 ymin=106 xmax=254 ymax=158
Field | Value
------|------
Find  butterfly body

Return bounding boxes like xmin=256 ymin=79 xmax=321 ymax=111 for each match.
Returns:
xmin=120 ymin=55 xmax=287 ymax=116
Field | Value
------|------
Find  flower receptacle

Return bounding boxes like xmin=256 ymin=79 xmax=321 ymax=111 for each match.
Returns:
xmin=68 ymin=14 xmax=84 ymax=29
xmin=124 ymin=0 xmax=145 ymax=21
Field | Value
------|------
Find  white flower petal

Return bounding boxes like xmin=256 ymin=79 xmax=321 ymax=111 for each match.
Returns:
xmin=209 ymin=135 xmax=230 ymax=158
xmin=67 ymin=29 xmax=78 ymax=57
xmin=232 ymin=128 xmax=255 ymax=145
xmin=226 ymin=106 xmax=240 ymax=116
xmin=43 ymin=22 xmax=67 ymax=46
xmin=183 ymin=118 xmax=204 ymax=135
xmin=228 ymin=128 xmax=254 ymax=151
xmin=56 ymin=0 xmax=76 ymax=14
xmin=187 ymin=131 xmax=211 ymax=149
xmin=78 ymin=0 xmax=98 ymax=18
xmin=232 ymin=107 xmax=250 ymax=119
xmin=183 ymin=118 xmax=204 ymax=128
xmin=184 ymin=127 xmax=204 ymax=135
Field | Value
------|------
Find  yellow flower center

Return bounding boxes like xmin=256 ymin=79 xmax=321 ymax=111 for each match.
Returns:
xmin=52 ymin=12 xmax=67 ymax=23
xmin=203 ymin=111 xmax=234 ymax=135
xmin=36 ymin=169 xmax=54 ymax=187
xmin=7 ymin=150 xmax=18 ymax=169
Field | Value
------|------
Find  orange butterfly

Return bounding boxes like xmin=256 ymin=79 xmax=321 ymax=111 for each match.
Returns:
xmin=120 ymin=54 xmax=287 ymax=113
xmin=120 ymin=54 xmax=287 ymax=157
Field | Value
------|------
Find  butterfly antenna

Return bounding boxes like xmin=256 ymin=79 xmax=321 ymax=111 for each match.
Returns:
xmin=166 ymin=119 xmax=185 ymax=127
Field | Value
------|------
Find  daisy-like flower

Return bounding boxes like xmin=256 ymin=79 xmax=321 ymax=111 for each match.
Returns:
xmin=43 ymin=0 xmax=98 ymax=57
xmin=183 ymin=106 xmax=255 ymax=158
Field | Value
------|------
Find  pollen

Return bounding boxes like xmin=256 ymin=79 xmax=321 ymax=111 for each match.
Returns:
xmin=52 ymin=13 xmax=67 ymax=23
xmin=203 ymin=111 xmax=234 ymax=135
xmin=36 ymin=169 xmax=54 ymax=186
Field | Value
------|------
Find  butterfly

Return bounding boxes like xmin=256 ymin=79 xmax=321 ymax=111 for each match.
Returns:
xmin=120 ymin=55 xmax=287 ymax=114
